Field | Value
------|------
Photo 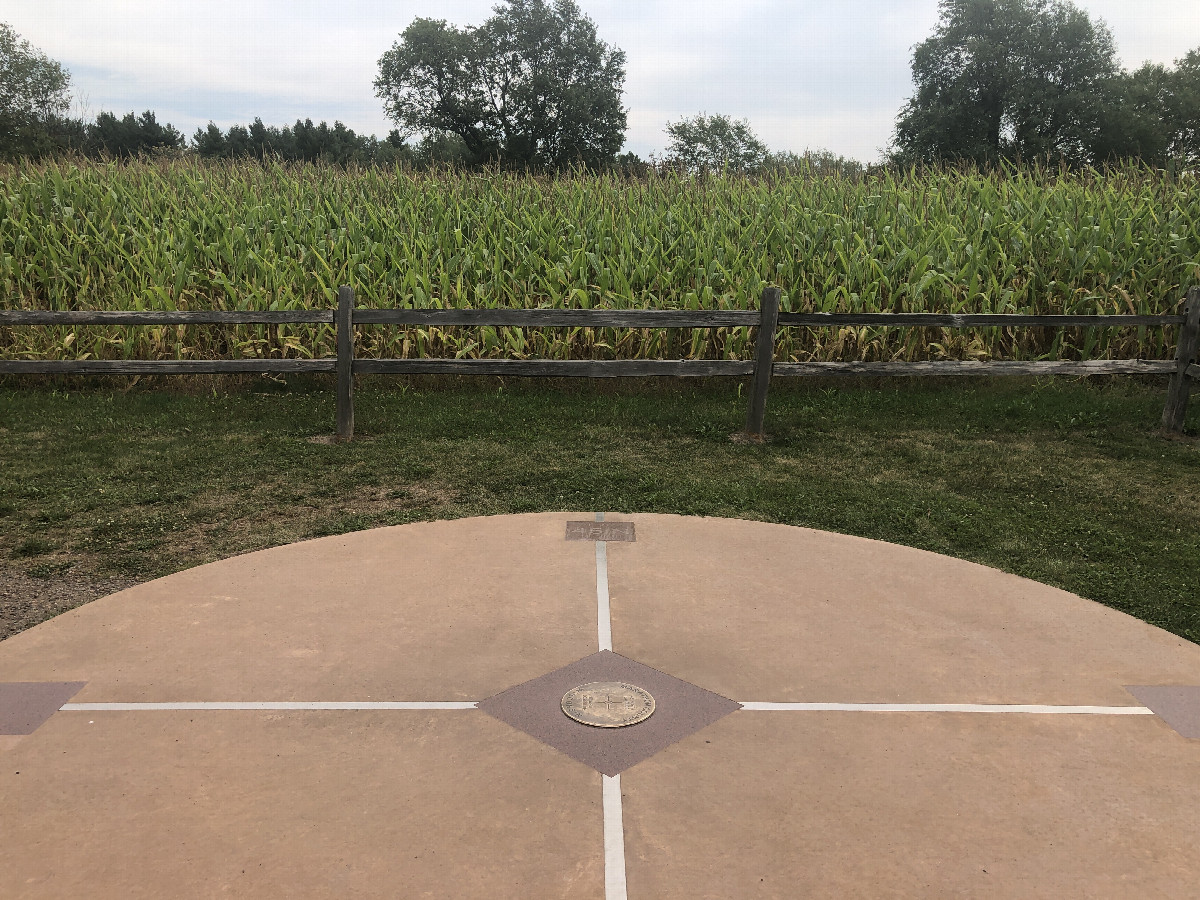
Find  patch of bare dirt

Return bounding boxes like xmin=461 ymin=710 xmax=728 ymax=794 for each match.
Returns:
xmin=0 ymin=571 xmax=141 ymax=642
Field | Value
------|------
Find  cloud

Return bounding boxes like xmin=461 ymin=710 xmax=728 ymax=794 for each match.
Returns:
xmin=605 ymin=1 xmax=940 ymax=159
xmin=1077 ymin=0 xmax=1200 ymax=67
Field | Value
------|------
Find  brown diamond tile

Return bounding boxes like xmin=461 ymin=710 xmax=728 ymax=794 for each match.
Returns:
xmin=478 ymin=651 xmax=739 ymax=775
xmin=1126 ymin=686 xmax=1200 ymax=738
xmin=0 ymin=682 xmax=86 ymax=735
xmin=565 ymin=521 xmax=635 ymax=542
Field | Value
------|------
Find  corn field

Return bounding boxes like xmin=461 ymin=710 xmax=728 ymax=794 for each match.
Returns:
xmin=1 ymin=157 xmax=1198 ymax=364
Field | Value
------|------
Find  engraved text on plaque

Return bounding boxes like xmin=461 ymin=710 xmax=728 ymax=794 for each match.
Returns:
xmin=561 ymin=682 xmax=655 ymax=728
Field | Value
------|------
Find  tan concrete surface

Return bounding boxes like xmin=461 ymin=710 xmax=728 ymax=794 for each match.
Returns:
xmin=0 ymin=515 xmax=598 ymax=701
xmin=609 ymin=515 xmax=1200 ymax=704
xmin=2 ymin=710 xmax=602 ymax=900
xmin=624 ymin=712 xmax=1200 ymax=899
xmin=2 ymin=513 xmax=1199 ymax=898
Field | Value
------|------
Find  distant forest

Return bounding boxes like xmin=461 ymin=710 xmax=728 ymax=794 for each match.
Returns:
xmin=21 ymin=110 xmax=479 ymax=169
xmin=7 ymin=107 xmax=865 ymax=176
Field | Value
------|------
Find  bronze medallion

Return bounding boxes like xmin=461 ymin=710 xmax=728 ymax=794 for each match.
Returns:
xmin=561 ymin=681 xmax=655 ymax=728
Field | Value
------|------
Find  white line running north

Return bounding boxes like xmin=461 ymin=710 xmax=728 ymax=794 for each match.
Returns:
xmin=594 ymin=512 xmax=627 ymax=900
xmin=595 ymin=511 xmax=613 ymax=652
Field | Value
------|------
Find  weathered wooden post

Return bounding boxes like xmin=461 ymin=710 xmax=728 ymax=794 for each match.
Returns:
xmin=1162 ymin=286 xmax=1200 ymax=434
xmin=336 ymin=284 xmax=355 ymax=441
xmin=744 ymin=286 xmax=782 ymax=440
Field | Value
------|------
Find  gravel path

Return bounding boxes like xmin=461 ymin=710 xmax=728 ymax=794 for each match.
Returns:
xmin=0 ymin=572 xmax=142 ymax=642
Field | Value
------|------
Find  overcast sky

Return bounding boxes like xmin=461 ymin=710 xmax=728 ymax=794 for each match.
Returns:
xmin=6 ymin=1 xmax=1199 ymax=162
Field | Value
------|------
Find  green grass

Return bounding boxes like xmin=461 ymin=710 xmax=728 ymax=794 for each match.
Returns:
xmin=1 ymin=375 xmax=1197 ymax=642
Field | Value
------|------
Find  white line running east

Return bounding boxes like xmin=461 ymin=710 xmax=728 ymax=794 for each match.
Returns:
xmin=737 ymin=702 xmax=1154 ymax=714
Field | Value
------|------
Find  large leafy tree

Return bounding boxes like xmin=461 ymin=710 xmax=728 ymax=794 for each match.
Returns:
xmin=0 ymin=22 xmax=73 ymax=158
xmin=664 ymin=114 xmax=769 ymax=173
xmin=893 ymin=0 xmax=1119 ymax=166
xmin=1064 ymin=47 xmax=1200 ymax=166
xmin=1091 ymin=64 xmax=1175 ymax=165
xmin=1165 ymin=50 xmax=1200 ymax=163
xmin=374 ymin=0 xmax=627 ymax=169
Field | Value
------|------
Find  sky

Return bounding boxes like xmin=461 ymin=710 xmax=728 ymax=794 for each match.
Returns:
xmin=5 ymin=1 xmax=1199 ymax=163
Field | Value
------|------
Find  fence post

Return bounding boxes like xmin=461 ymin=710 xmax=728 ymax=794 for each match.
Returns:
xmin=1162 ymin=286 xmax=1200 ymax=434
xmin=336 ymin=284 xmax=355 ymax=441
xmin=744 ymin=286 xmax=782 ymax=440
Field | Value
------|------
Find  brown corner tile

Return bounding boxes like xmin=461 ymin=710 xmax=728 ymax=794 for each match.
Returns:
xmin=1126 ymin=686 xmax=1200 ymax=739
xmin=0 ymin=682 xmax=87 ymax=735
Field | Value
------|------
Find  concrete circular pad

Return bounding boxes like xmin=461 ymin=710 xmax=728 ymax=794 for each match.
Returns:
xmin=3 ymin=513 xmax=1200 ymax=898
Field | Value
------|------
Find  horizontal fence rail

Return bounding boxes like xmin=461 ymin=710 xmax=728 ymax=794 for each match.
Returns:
xmin=352 ymin=360 xmax=758 ymax=377
xmin=772 ymin=360 xmax=1178 ymax=377
xmin=0 ymin=310 xmax=333 ymax=325
xmin=776 ymin=313 xmax=1186 ymax=328
xmin=353 ymin=309 xmax=1187 ymax=328
xmin=0 ymin=360 xmax=335 ymax=375
xmin=1 ymin=285 xmax=1197 ymax=440
xmin=352 ymin=309 xmax=762 ymax=327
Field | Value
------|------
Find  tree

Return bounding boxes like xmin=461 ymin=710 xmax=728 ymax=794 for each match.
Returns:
xmin=0 ymin=22 xmax=72 ymax=158
xmin=87 ymin=110 xmax=183 ymax=158
xmin=1090 ymin=64 xmax=1174 ymax=165
xmin=1165 ymin=49 xmax=1200 ymax=162
xmin=192 ymin=122 xmax=228 ymax=158
xmin=892 ymin=0 xmax=1120 ymax=166
xmin=191 ymin=118 xmax=382 ymax=166
xmin=613 ymin=149 xmax=648 ymax=178
xmin=763 ymin=149 xmax=864 ymax=178
xmin=374 ymin=0 xmax=627 ymax=169
xmin=1071 ymin=47 xmax=1200 ymax=166
xmin=664 ymin=114 xmax=769 ymax=173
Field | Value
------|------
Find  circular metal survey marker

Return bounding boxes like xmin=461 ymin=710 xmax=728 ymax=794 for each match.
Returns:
xmin=562 ymin=681 xmax=655 ymax=728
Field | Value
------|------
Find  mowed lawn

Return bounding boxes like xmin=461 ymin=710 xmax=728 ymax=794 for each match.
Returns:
xmin=0 ymin=375 xmax=1197 ymax=643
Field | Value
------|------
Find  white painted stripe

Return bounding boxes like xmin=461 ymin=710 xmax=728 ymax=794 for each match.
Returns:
xmin=61 ymin=702 xmax=478 ymax=711
xmin=738 ymin=702 xmax=1155 ymax=715
xmin=59 ymin=701 xmax=1154 ymax=715
xmin=596 ymin=542 xmax=612 ymax=652
xmin=595 ymin=512 xmax=613 ymax=652
xmin=59 ymin=701 xmax=1155 ymax=716
xmin=594 ymin=512 xmax=626 ymax=900
xmin=603 ymin=774 xmax=628 ymax=900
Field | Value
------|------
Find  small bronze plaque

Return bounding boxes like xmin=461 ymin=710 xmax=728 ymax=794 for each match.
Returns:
xmin=562 ymin=682 xmax=655 ymax=728
xmin=565 ymin=521 xmax=636 ymax=542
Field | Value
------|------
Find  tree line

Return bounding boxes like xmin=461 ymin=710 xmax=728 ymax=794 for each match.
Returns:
xmin=894 ymin=0 xmax=1200 ymax=167
xmin=2 ymin=0 xmax=1198 ymax=172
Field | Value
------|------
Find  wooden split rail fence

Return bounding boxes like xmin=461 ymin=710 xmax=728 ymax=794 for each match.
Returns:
xmin=1 ymin=286 xmax=1197 ymax=440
